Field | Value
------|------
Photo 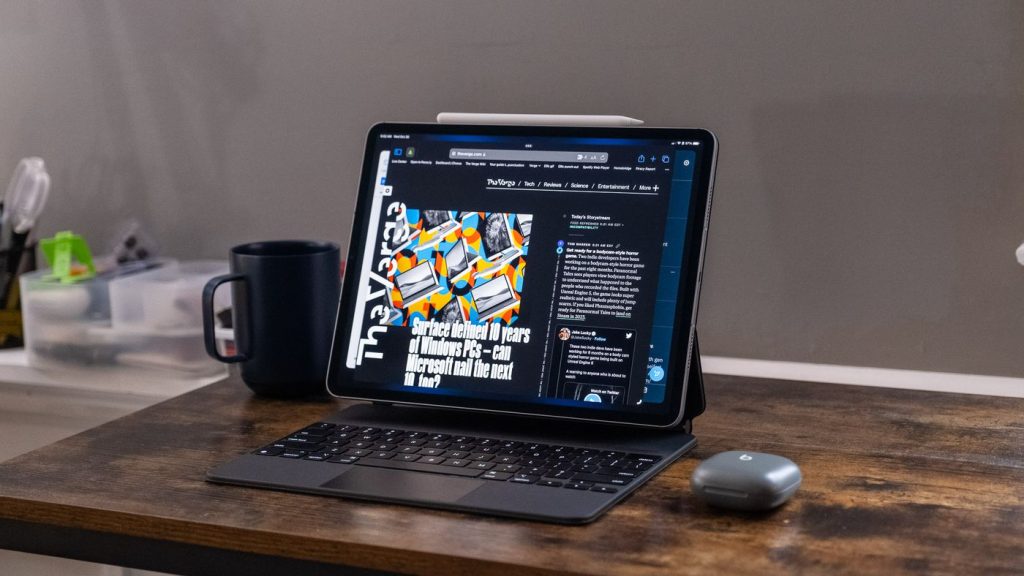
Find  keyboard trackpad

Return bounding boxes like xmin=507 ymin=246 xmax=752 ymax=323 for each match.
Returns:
xmin=321 ymin=467 xmax=482 ymax=503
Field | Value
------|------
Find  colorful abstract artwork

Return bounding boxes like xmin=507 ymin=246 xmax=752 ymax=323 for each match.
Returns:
xmin=386 ymin=210 xmax=531 ymax=326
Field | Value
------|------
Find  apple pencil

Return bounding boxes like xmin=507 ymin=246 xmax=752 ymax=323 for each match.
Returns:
xmin=436 ymin=113 xmax=644 ymax=127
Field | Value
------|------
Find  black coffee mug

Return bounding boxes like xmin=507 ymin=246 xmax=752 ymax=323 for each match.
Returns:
xmin=202 ymin=240 xmax=340 ymax=397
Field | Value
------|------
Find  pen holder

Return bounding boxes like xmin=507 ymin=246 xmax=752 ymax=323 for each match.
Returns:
xmin=0 ymin=243 xmax=37 ymax=348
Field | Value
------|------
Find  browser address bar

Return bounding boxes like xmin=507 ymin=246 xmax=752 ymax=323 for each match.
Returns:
xmin=449 ymin=148 xmax=609 ymax=163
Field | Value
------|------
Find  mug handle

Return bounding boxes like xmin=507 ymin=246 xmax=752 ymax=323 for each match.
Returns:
xmin=203 ymin=273 xmax=250 ymax=363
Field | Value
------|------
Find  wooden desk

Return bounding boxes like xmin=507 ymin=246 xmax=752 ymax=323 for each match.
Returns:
xmin=0 ymin=375 xmax=1020 ymax=575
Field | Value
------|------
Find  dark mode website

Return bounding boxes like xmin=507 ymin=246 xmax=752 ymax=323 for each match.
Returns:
xmin=345 ymin=131 xmax=699 ymax=413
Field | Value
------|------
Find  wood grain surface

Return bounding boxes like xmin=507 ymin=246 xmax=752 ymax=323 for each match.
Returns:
xmin=0 ymin=374 xmax=1021 ymax=575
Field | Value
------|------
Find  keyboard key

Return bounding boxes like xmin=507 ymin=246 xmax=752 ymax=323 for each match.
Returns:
xmin=443 ymin=459 xmax=470 ymax=467
xmin=481 ymin=471 xmax=512 ymax=481
xmin=420 ymin=448 xmax=445 ymax=456
xmin=327 ymin=455 xmax=359 ymax=464
xmin=591 ymin=486 xmax=619 ymax=494
xmin=564 ymin=482 xmax=591 ymax=490
xmin=453 ymin=443 xmax=477 ymax=451
xmin=420 ymin=456 xmax=445 ymax=465
xmin=346 ymin=449 xmax=372 ymax=457
xmin=282 ymin=440 xmax=319 ymax=450
xmin=600 ymin=451 xmax=626 ymax=459
xmin=525 ymin=467 xmax=550 ymax=476
xmin=495 ymin=464 xmax=521 ymax=473
xmin=538 ymin=480 xmax=563 ymax=487
xmin=511 ymin=474 xmax=539 ymax=484
xmin=426 ymin=441 xmax=451 ymax=449
xmin=305 ymin=452 xmax=330 ymax=461
xmin=469 ymin=453 xmax=494 ymax=462
xmin=284 ymin=436 xmax=322 ymax=445
xmin=404 ymin=432 xmax=426 ymax=439
xmin=396 ymin=454 xmax=421 ymax=462
xmin=573 ymin=463 xmax=601 ymax=473
xmin=495 ymin=455 xmax=519 ymax=464
xmin=428 ymin=433 xmax=451 ymax=441
xmin=475 ymin=446 xmax=499 ymax=454
xmin=368 ymin=451 xmax=395 ymax=459
xmin=477 ymin=439 xmax=499 ymax=446
xmin=452 ymin=436 xmax=476 ymax=443
xmin=281 ymin=450 xmax=306 ymax=458
xmin=356 ymin=457 xmax=483 ymax=478
xmin=306 ymin=422 xmax=336 ymax=431
xmin=255 ymin=446 xmax=283 ymax=456
xmin=350 ymin=441 xmax=374 ymax=449
xmin=571 ymin=473 xmax=634 ymax=486
xmin=629 ymin=454 xmax=662 ymax=464
xmin=545 ymin=469 xmax=574 ymax=480
xmin=401 ymin=438 xmax=427 ymax=446
xmin=469 ymin=461 xmax=495 ymax=470
xmin=372 ymin=443 xmax=397 ymax=451
xmin=397 ymin=446 xmax=421 ymax=454
xmin=444 ymin=451 xmax=470 ymax=459
xmin=597 ymin=468 xmax=638 ymax=478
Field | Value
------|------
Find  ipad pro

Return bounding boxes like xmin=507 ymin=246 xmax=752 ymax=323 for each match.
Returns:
xmin=209 ymin=122 xmax=717 ymax=523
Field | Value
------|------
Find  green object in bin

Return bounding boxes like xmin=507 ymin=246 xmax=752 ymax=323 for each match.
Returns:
xmin=40 ymin=231 xmax=95 ymax=283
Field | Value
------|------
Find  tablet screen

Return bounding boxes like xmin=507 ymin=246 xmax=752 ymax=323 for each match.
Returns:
xmin=329 ymin=123 xmax=716 ymax=427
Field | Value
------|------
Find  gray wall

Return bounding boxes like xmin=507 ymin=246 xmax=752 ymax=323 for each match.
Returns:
xmin=1 ymin=1 xmax=1022 ymax=377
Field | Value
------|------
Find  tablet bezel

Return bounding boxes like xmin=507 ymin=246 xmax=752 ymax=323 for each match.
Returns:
xmin=327 ymin=122 xmax=717 ymax=428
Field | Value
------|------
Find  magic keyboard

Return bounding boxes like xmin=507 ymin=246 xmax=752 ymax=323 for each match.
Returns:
xmin=255 ymin=422 xmax=662 ymax=493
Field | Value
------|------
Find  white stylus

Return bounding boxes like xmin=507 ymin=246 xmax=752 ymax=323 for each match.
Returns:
xmin=436 ymin=113 xmax=644 ymax=126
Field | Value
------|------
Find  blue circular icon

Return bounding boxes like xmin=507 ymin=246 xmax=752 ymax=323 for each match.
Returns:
xmin=583 ymin=393 xmax=603 ymax=403
xmin=661 ymin=154 xmax=670 ymax=163
xmin=637 ymin=154 xmax=645 ymax=163
xmin=648 ymin=366 xmax=665 ymax=382
xmin=557 ymin=240 xmax=565 ymax=247
xmin=556 ymin=247 xmax=563 ymax=254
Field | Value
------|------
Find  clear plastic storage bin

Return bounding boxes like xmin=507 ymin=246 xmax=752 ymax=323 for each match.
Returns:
xmin=20 ymin=261 xmax=229 ymax=377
